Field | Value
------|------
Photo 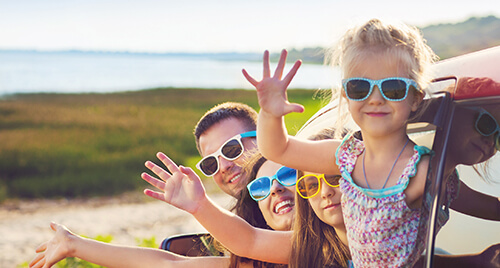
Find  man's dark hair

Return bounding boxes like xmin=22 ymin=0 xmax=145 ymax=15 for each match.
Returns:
xmin=194 ymin=102 xmax=257 ymax=153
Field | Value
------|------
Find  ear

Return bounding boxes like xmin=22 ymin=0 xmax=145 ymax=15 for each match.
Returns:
xmin=411 ymin=91 xmax=424 ymax=112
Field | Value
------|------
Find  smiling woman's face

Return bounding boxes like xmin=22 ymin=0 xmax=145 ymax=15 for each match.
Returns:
xmin=448 ymin=106 xmax=498 ymax=166
xmin=303 ymin=172 xmax=344 ymax=228
xmin=256 ymin=161 xmax=295 ymax=231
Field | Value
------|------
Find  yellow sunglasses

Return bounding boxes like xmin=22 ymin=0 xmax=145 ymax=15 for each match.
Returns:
xmin=296 ymin=174 xmax=341 ymax=199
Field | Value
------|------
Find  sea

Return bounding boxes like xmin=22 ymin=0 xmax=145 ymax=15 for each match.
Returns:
xmin=0 ymin=50 xmax=340 ymax=95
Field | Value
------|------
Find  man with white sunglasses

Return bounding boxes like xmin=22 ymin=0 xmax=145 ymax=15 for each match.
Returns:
xmin=194 ymin=102 xmax=258 ymax=197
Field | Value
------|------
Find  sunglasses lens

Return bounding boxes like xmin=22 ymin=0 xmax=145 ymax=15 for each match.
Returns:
xmin=345 ymin=79 xmax=371 ymax=100
xmin=276 ymin=167 xmax=297 ymax=186
xmin=221 ymin=139 xmax=243 ymax=159
xmin=324 ymin=175 xmax=341 ymax=187
xmin=199 ymin=156 xmax=218 ymax=176
xmin=248 ymin=177 xmax=271 ymax=201
xmin=476 ymin=113 xmax=497 ymax=136
xmin=381 ymin=79 xmax=407 ymax=100
xmin=297 ymin=175 xmax=319 ymax=198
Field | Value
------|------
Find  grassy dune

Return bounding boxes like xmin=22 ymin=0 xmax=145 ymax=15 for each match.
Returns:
xmin=0 ymin=88 xmax=328 ymax=201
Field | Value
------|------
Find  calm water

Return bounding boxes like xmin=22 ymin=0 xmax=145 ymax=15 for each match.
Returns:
xmin=0 ymin=51 xmax=340 ymax=95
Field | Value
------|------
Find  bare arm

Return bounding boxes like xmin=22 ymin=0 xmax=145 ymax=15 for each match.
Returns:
xmin=243 ymin=49 xmax=340 ymax=174
xmin=142 ymin=152 xmax=292 ymax=264
xmin=29 ymin=222 xmax=230 ymax=268
xmin=413 ymin=243 xmax=500 ymax=268
xmin=450 ymin=181 xmax=500 ymax=221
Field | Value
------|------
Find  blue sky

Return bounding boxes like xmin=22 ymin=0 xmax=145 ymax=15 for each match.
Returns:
xmin=1 ymin=0 xmax=499 ymax=53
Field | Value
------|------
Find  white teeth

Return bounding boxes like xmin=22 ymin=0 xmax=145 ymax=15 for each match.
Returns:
xmin=229 ymin=174 xmax=240 ymax=183
xmin=274 ymin=200 xmax=294 ymax=214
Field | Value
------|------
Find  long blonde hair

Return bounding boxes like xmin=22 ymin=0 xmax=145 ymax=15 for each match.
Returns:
xmin=289 ymin=128 xmax=351 ymax=267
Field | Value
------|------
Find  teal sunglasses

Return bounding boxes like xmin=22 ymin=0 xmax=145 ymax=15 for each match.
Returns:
xmin=247 ymin=166 xmax=297 ymax=201
xmin=342 ymin=77 xmax=419 ymax=101
xmin=472 ymin=107 xmax=500 ymax=151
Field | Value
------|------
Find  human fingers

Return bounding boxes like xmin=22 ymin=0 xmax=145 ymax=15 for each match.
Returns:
xmin=50 ymin=222 xmax=59 ymax=232
xmin=35 ymin=242 xmax=48 ymax=253
xmin=141 ymin=172 xmax=166 ymax=191
xmin=143 ymin=189 xmax=167 ymax=202
xmin=273 ymin=49 xmax=288 ymax=79
xmin=144 ymin=161 xmax=171 ymax=181
xmin=242 ymin=69 xmax=259 ymax=87
xmin=179 ymin=166 xmax=201 ymax=183
xmin=156 ymin=152 xmax=181 ymax=175
xmin=29 ymin=253 xmax=44 ymax=268
xmin=282 ymin=60 xmax=302 ymax=88
xmin=284 ymin=102 xmax=305 ymax=115
xmin=263 ymin=50 xmax=270 ymax=78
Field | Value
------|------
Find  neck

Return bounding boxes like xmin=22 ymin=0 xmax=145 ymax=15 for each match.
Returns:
xmin=361 ymin=130 xmax=410 ymax=157
xmin=333 ymin=225 xmax=348 ymax=246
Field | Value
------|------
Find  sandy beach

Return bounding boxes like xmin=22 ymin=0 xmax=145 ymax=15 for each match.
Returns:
xmin=0 ymin=190 xmax=234 ymax=268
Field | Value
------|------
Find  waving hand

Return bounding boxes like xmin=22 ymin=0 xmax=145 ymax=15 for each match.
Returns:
xmin=242 ymin=49 xmax=304 ymax=117
xmin=141 ymin=152 xmax=206 ymax=214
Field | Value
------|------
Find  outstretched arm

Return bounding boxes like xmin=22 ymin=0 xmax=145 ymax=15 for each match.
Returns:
xmin=243 ymin=49 xmax=340 ymax=174
xmin=450 ymin=181 xmax=500 ymax=221
xmin=141 ymin=152 xmax=292 ymax=264
xmin=413 ymin=243 xmax=500 ymax=268
xmin=29 ymin=222 xmax=229 ymax=268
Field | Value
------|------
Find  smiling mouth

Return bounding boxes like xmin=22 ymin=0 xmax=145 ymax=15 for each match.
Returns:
xmin=471 ymin=142 xmax=487 ymax=157
xmin=324 ymin=203 xmax=340 ymax=210
xmin=367 ymin=112 xmax=388 ymax=117
xmin=229 ymin=174 xmax=241 ymax=184
xmin=274 ymin=200 xmax=294 ymax=214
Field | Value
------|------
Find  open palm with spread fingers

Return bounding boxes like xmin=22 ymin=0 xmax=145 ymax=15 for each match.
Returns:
xmin=29 ymin=222 xmax=73 ymax=268
xmin=242 ymin=49 xmax=304 ymax=117
xmin=141 ymin=152 xmax=206 ymax=214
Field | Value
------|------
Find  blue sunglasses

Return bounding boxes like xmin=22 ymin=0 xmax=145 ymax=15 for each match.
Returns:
xmin=342 ymin=77 xmax=419 ymax=101
xmin=247 ymin=166 xmax=297 ymax=201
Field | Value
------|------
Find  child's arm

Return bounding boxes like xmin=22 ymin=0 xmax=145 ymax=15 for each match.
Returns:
xmin=141 ymin=152 xmax=292 ymax=264
xmin=450 ymin=181 xmax=500 ymax=221
xmin=405 ymin=155 xmax=430 ymax=209
xmin=242 ymin=49 xmax=340 ymax=174
xmin=29 ymin=222 xmax=229 ymax=268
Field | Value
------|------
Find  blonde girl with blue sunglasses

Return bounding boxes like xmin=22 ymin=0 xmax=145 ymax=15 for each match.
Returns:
xmin=242 ymin=18 xmax=437 ymax=267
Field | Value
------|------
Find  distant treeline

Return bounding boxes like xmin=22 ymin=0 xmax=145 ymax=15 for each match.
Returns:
xmin=4 ymin=15 xmax=498 ymax=64
xmin=276 ymin=15 xmax=500 ymax=62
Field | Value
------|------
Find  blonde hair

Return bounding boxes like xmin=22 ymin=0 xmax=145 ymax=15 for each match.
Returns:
xmin=325 ymin=18 xmax=439 ymax=137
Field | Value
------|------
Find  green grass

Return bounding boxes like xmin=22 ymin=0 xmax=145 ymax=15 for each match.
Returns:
xmin=0 ymin=87 xmax=328 ymax=200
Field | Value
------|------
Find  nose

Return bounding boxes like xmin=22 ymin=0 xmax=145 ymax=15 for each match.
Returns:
xmin=270 ymin=180 xmax=285 ymax=195
xmin=320 ymin=180 xmax=335 ymax=199
xmin=367 ymin=85 xmax=385 ymax=105
xmin=218 ymin=157 xmax=234 ymax=174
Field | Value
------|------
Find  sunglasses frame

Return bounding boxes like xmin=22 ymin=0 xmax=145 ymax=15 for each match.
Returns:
xmin=196 ymin=131 xmax=256 ymax=177
xmin=471 ymin=107 xmax=500 ymax=151
xmin=296 ymin=174 xmax=341 ymax=199
xmin=342 ymin=77 xmax=419 ymax=102
xmin=247 ymin=166 xmax=297 ymax=202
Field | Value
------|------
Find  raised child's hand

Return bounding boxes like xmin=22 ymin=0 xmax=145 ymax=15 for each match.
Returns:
xmin=142 ymin=152 xmax=206 ymax=214
xmin=29 ymin=222 xmax=73 ymax=268
xmin=242 ymin=49 xmax=304 ymax=117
